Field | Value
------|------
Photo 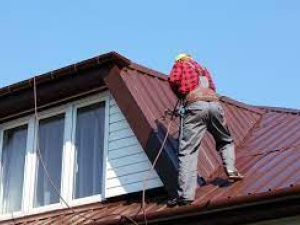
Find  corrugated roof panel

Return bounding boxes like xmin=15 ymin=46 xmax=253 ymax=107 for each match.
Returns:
xmin=120 ymin=69 xmax=157 ymax=128
xmin=198 ymin=134 xmax=223 ymax=178
xmin=224 ymin=105 xmax=248 ymax=143
xmin=243 ymin=113 xmax=300 ymax=156
xmin=244 ymin=152 xmax=290 ymax=193
xmin=2 ymin=53 xmax=300 ymax=224
xmin=141 ymin=74 xmax=171 ymax=111
xmin=267 ymin=148 xmax=300 ymax=189
xmin=257 ymin=121 xmax=297 ymax=152
xmin=222 ymin=103 xmax=262 ymax=147
xmin=133 ymin=70 xmax=166 ymax=117
xmin=193 ymin=147 xmax=300 ymax=205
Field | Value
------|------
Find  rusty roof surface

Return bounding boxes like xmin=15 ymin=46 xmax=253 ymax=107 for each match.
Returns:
xmin=1 ymin=53 xmax=300 ymax=224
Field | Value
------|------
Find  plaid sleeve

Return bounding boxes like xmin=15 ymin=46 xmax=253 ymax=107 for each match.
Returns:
xmin=168 ymin=62 xmax=182 ymax=95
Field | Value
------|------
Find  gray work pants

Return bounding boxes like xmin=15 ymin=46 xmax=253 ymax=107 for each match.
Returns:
xmin=177 ymin=101 xmax=237 ymax=201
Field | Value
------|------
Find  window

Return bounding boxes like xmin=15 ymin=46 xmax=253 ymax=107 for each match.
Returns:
xmin=0 ymin=93 xmax=109 ymax=217
xmin=0 ymin=125 xmax=28 ymax=214
xmin=34 ymin=115 xmax=65 ymax=207
xmin=74 ymin=103 xmax=105 ymax=199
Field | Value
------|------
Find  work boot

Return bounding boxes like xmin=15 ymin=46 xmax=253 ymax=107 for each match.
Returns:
xmin=167 ymin=198 xmax=193 ymax=207
xmin=226 ymin=171 xmax=244 ymax=182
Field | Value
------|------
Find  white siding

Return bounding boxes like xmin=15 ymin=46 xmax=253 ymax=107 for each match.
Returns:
xmin=105 ymin=95 xmax=163 ymax=198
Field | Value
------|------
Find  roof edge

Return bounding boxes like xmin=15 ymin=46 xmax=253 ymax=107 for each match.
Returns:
xmin=259 ymin=105 xmax=300 ymax=115
xmin=220 ymin=96 xmax=266 ymax=115
xmin=131 ymin=184 xmax=300 ymax=224
xmin=0 ymin=51 xmax=131 ymax=98
xmin=129 ymin=63 xmax=168 ymax=81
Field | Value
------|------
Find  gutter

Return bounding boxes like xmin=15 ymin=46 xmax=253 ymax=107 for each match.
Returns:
xmin=145 ymin=195 xmax=300 ymax=225
xmin=93 ymin=184 xmax=300 ymax=225
xmin=0 ymin=51 xmax=131 ymax=98
xmin=144 ymin=185 xmax=300 ymax=224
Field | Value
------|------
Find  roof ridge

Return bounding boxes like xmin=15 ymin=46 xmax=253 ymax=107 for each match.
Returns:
xmin=234 ymin=109 xmax=265 ymax=151
xmin=128 ymin=63 xmax=168 ymax=81
xmin=238 ymin=143 xmax=300 ymax=158
xmin=258 ymin=106 xmax=300 ymax=115
xmin=220 ymin=96 xmax=265 ymax=115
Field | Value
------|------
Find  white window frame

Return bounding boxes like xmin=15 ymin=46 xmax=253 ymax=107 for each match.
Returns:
xmin=0 ymin=91 xmax=110 ymax=219
xmin=0 ymin=116 xmax=32 ymax=218
xmin=30 ymin=105 xmax=68 ymax=214
xmin=66 ymin=93 xmax=109 ymax=207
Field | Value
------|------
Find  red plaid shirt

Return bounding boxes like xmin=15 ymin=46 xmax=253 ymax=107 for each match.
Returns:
xmin=168 ymin=59 xmax=216 ymax=97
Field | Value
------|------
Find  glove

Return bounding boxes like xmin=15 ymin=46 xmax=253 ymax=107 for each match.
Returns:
xmin=176 ymin=106 xmax=186 ymax=117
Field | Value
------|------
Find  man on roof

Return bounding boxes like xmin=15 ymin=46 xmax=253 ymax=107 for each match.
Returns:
xmin=167 ymin=53 xmax=243 ymax=207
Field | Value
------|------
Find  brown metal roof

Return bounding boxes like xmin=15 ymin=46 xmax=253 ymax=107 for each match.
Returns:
xmin=1 ymin=52 xmax=300 ymax=224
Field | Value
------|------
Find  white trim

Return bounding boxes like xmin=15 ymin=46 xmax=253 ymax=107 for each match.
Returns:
xmin=0 ymin=211 xmax=26 ymax=222
xmin=60 ymin=105 xmax=73 ymax=204
xmin=22 ymin=117 xmax=36 ymax=213
xmin=105 ymin=178 xmax=162 ymax=198
xmin=72 ymin=92 xmax=109 ymax=110
xmin=30 ymin=110 xmax=66 ymax=212
xmin=102 ymin=95 xmax=110 ymax=199
xmin=68 ymin=194 xmax=102 ymax=207
xmin=0 ymin=123 xmax=29 ymax=215
xmin=29 ymin=117 xmax=38 ymax=212
xmin=70 ymin=94 xmax=108 ymax=201
xmin=0 ymin=116 xmax=30 ymax=131
xmin=69 ymin=102 xmax=77 ymax=201
xmin=36 ymin=105 xmax=68 ymax=120
xmin=63 ymin=106 xmax=75 ymax=203
xmin=0 ymin=129 xmax=3 ymax=214
xmin=30 ymin=202 xmax=63 ymax=214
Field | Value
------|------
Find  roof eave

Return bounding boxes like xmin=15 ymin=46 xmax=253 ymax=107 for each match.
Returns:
xmin=136 ymin=185 xmax=300 ymax=225
xmin=89 ymin=185 xmax=300 ymax=225
xmin=0 ymin=51 xmax=131 ymax=98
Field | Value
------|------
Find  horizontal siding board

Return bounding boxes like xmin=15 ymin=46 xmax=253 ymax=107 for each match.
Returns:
xmin=109 ymin=98 xmax=116 ymax=107
xmin=108 ymin=144 xmax=143 ymax=159
xmin=109 ymin=120 xmax=130 ymax=133
xmin=110 ymin=105 xmax=121 ymax=114
xmin=105 ymin=178 xmax=163 ymax=198
xmin=107 ymin=153 xmax=149 ymax=168
xmin=109 ymin=128 xmax=135 ymax=141
xmin=108 ymin=137 xmax=139 ymax=151
xmin=106 ymin=95 xmax=163 ymax=198
xmin=109 ymin=112 xmax=125 ymax=124
xmin=106 ymin=171 xmax=159 ymax=189
xmin=106 ymin=161 xmax=151 ymax=178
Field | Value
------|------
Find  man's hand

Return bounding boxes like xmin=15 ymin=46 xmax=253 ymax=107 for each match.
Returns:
xmin=176 ymin=106 xmax=186 ymax=117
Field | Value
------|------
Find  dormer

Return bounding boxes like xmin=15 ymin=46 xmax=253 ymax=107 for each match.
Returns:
xmin=0 ymin=52 xmax=172 ymax=219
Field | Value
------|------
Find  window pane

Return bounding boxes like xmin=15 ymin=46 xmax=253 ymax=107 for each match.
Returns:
xmin=1 ymin=125 xmax=27 ymax=214
xmin=74 ymin=102 xmax=105 ymax=199
xmin=34 ymin=115 xmax=64 ymax=207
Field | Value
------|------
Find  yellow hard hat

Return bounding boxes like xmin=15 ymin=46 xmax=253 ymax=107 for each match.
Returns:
xmin=175 ymin=53 xmax=192 ymax=62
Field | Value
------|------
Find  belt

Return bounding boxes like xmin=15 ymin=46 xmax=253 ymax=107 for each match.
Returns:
xmin=186 ymin=95 xmax=219 ymax=103
xmin=185 ymin=87 xmax=219 ymax=103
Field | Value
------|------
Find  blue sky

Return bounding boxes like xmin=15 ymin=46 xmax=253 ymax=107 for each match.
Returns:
xmin=0 ymin=1 xmax=299 ymax=108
